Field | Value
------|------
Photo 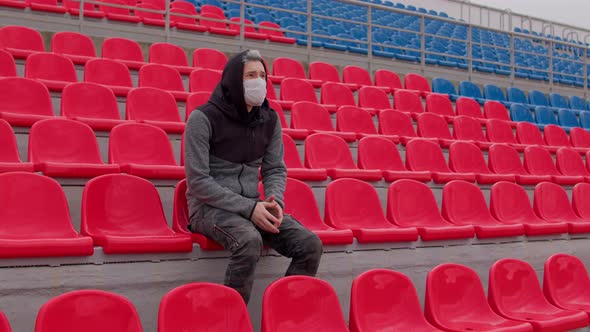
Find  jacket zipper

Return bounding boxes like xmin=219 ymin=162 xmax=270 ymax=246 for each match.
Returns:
xmin=238 ymin=164 xmax=244 ymax=195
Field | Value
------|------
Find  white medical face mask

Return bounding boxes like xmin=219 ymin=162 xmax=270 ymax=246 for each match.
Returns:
xmin=243 ymin=78 xmax=267 ymax=106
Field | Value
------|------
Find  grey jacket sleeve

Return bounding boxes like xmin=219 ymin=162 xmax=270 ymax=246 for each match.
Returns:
xmin=184 ymin=110 xmax=257 ymax=219
xmin=261 ymin=116 xmax=287 ymax=208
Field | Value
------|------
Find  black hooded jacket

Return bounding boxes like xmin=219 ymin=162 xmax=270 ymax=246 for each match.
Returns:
xmin=184 ymin=50 xmax=286 ymax=221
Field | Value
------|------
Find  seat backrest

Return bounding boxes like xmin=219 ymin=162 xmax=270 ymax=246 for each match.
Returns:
xmin=442 ymin=180 xmax=499 ymax=226
xmin=405 ymin=139 xmax=452 ymax=173
xmin=304 ymin=133 xmax=356 ymax=170
xmin=25 ymin=52 xmax=77 ymax=82
xmin=357 ymin=136 xmax=405 ymax=171
xmin=109 ymin=123 xmax=178 ymax=166
xmin=84 ymin=58 xmax=133 ymax=88
xmin=170 ymin=0 xmax=196 ymax=14
xmin=510 ymin=103 xmax=534 ymax=123
xmin=534 ymin=106 xmax=558 ymax=125
xmin=51 ymin=32 xmax=96 ymax=58
xmin=486 ymin=119 xmax=517 ymax=144
xmin=62 ymin=82 xmax=121 ymax=120
xmin=387 ymin=179 xmax=449 ymax=227
xmin=192 ymin=48 xmax=227 ymax=70
xmin=185 ymin=91 xmax=212 ymax=121
xmin=262 ymin=276 xmax=348 ymax=332
xmin=484 ymin=100 xmax=511 ymax=121
xmin=0 ymin=49 xmax=16 ymax=77
xmin=35 ymin=290 xmax=142 ymax=332
xmin=573 ymin=183 xmax=590 ymax=219
xmin=149 ymin=42 xmax=189 ymax=68
xmin=483 ymin=84 xmax=507 ymax=102
xmin=320 ymin=82 xmax=356 ymax=107
xmin=199 ymin=12 xmax=229 ymax=29
xmin=394 ymin=90 xmax=423 ymax=114
xmin=342 ymin=65 xmax=372 ymax=86
xmin=159 ymin=282 xmax=253 ymax=332
xmin=0 ymin=311 xmax=10 ymax=332
xmin=359 ymin=86 xmax=391 ymax=109
xmin=126 ymin=87 xmax=181 ymax=122
xmin=515 ymin=121 xmax=545 ymax=146
xmin=200 ymin=4 xmax=225 ymax=17
xmin=558 ymin=109 xmax=580 ymax=128
xmin=170 ymin=7 xmax=198 ymax=25
xmin=448 ymin=141 xmax=490 ymax=174
xmin=488 ymin=258 xmax=550 ymax=316
xmin=378 ymin=109 xmax=416 ymax=136
xmin=63 ymin=0 xmax=97 ymax=12
xmin=324 ymin=178 xmax=391 ymax=229
xmin=528 ymin=89 xmax=548 ymax=107
xmin=283 ymin=177 xmax=328 ymax=230
xmin=425 ymin=94 xmax=454 ymax=117
xmin=272 ymin=57 xmax=306 ymax=79
xmin=136 ymin=2 xmax=165 ymax=17
xmin=425 ymin=263 xmax=498 ymax=327
xmin=534 ymin=181 xmax=581 ymax=222
xmin=228 ymin=18 xmax=258 ymax=33
xmin=374 ymin=69 xmax=402 ymax=90
xmin=309 ymin=62 xmax=341 ymax=83
xmin=544 ymin=124 xmax=572 ymax=147
xmin=569 ymin=95 xmax=587 ymax=111
xmin=416 ymin=113 xmax=452 ymax=140
xmin=0 ymin=77 xmax=53 ymax=116
xmin=556 ymin=147 xmax=589 ymax=176
xmin=139 ymin=63 xmax=185 ymax=92
xmin=431 ymin=77 xmax=457 ymax=95
xmin=291 ymin=101 xmax=333 ymax=131
xmin=336 ymin=106 xmax=376 ymax=135
xmin=458 ymin=81 xmax=483 ymax=99
xmin=404 ymin=73 xmax=431 ymax=92
xmin=523 ymin=145 xmax=560 ymax=176
xmin=280 ymin=78 xmax=317 ymax=103
xmin=0 ymin=119 xmax=23 ymax=163
xmin=506 ymin=87 xmax=528 ymax=104
xmin=99 ymin=0 xmax=133 ymax=15
xmin=172 ymin=178 xmax=189 ymax=234
xmin=102 ymin=37 xmax=144 ymax=63
xmin=570 ymin=127 xmax=590 ymax=148
xmin=189 ymin=69 xmax=221 ymax=93
xmin=281 ymin=134 xmax=304 ymax=168
xmin=490 ymin=181 xmax=538 ymax=222
xmin=350 ymin=269 xmax=435 ymax=332
xmin=258 ymin=21 xmax=287 ymax=37
xmin=267 ymin=99 xmax=287 ymax=128
xmin=456 ymin=97 xmax=483 ymax=118
xmin=453 ymin=115 xmax=486 ymax=142
xmin=544 ymin=254 xmax=590 ymax=310
xmin=550 ymin=93 xmax=569 ymax=109
xmin=29 ymin=119 xmax=103 ymax=164
xmin=488 ymin=144 xmax=527 ymax=175
xmin=580 ymin=111 xmax=590 ymax=129
xmin=0 ymin=26 xmax=44 ymax=53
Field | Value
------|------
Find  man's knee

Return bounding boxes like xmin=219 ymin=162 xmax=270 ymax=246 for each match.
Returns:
xmin=301 ymin=231 xmax=323 ymax=259
xmin=233 ymin=229 xmax=263 ymax=257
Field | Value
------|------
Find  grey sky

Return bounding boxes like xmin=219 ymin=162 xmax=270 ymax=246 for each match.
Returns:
xmin=472 ymin=0 xmax=590 ymax=31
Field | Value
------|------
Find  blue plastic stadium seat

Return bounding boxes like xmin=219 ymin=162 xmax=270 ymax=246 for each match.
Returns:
xmin=431 ymin=77 xmax=458 ymax=101
xmin=483 ymin=84 xmax=510 ymax=107
xmin=510 ymin=103 xmax=537 ymax=126
xmin=528 ymin=89 xmax=551 ymax=108
xmin=534 ymin=106 xmax=558 ymax=130
xmin=458 ymin=81 xmax=486 ymax=104
xmin=558 ymin=109 xmax=580 ymax=132
xmin=506 ymin=87 xmax=533 ymax=108
xmin=579 ymin=111 xmax=590 ymax=130
xmin=549 ymin=93 xmax=570 ymax=110
xmin=568 ymin=95 xmax=587 ymax=111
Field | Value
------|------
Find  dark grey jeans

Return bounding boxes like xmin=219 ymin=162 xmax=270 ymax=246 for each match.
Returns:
xmin=190 ymin=205 xmax=323 ymax=303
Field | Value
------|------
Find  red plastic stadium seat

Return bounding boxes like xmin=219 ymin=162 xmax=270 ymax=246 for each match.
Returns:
xmin=262 ymin=276 xmax=348 ymax=332
xmin=324 ymin=178 xmax=418 ymax=243
xmin=488 ymin=144 xmax=551 ymax=185
xmin=456 ymin=97 xmax=486 ymax=123
xmin=135 ymin=3 xmax=166 ymax=26
xmin=405 ymin=139 xmax=476 ymax=183
xmin=350 ymin=269 xmax=443 ymax=332
xmin=449 ymin=141 xmax=515 ymax=183
xmin=98 ymin=0 xmax=141 ymax=23
xmin=425 ymin=93 xmax=455 ymax=122
xmin=488 ymin=258 xmax=589 ymax=331
xmin=291 ymin=101 xmax=356 ymax=142
xmin=534 ymin=182 xmax=590 ymax=234
xmin=0 ymin=119 xmax=34 ymax=173
xmin=282 ymin=178 xmax=353 ymax=245
xmin=62 ymin=82 xmax=126 ymax=130
xmin=63 ymin=0 xmax=105 ymax=17
xmin=556 ymin=147 xmax=590 ymax=180
xmin=148 ymin=42 xmax=194 ymax=74
xmin=570 ymin=127 xmax=590 ymax=149
xmin=26 ymin=0 xmax=66 ymax=13
xmin=442 ymin=180 xmax=525 ymax=238
xmin=138 ymin=63 xmax=189 ymax=101
xmin=185 ymin=91 xmax=211 ymax=121
xmin=490 ymin=181 xmax=569 ymax=235
xmin=280 ymin=78 xmax=335 ymax=111
xmin=321 ymin=83 xmax=372 ymax=114
xmin=126 ymin=87 xmax=184 ymax=133
xmin=452 ymin=115 xmax=493 ymax=149
xmin=25 ymin=52 xmax=77 ymax=91
xmin=404 ymin=72 xmax=432 ymax=97
xmin=192 ymin=48 xmax=227 ymax=70
xmin=524 ymin=146 xmax=583 ymax=185
xmin=387 ymin=179 xmax=475 ymax=240
xmin=0 ymin=0 xmax=26 ymax=8
xmin=358 ymin=86 xmax=392 ymax=113
xmin=159 ymin=283 xmax=253 ymax=332
xmin=0 ymin=172 xmax=93 ymax=258
xmin=199 ymin=4 xmax=223 ymax=16
xmin=0 ymin=312 xmax=9 ymax=332
xmin=337 ymin=106 xmax=398 ymax=142
xmin=393 ymin=90 xmax=425 ymax=118
xmin=484 ymin=100 xmax=514 ymax=124
xmin=282 ymin=134 xmax=326 ymax=181
xmin=109 ymin=123 xmax=185 ymax=179
xmin=170 ymin=8 xmax=208 ymax=32
xmin=543 ymin=124 xmax=584 ymax=152
xmin=544 ymin=253 xmax=590 ymax=315
xmin=84 ymin=58 xmax=133 ymax=96
xmin=172 ymin=179 xmax=223 ymax=250
xmin=82 ymin=174 xmax=192 ymax=253
xmin=416 ymin=113 xmax=455 ymax=148
xmin=50 ymin=32 xmax=96 ymax=65
xmin=189 ymin=69 xmax=221 ymax=93
xmin=0 ymin=26 xmax=44 ymax=59
xmin=258 ymin=21 xmax=295 ymax=44
xmin=357 ymin=136 xmax=431 ymax=182
xmin=268 ymin=99 xmax=288 ymax=127
xmin=378 ymin=109 xmax=432 ymax=145
xmin=101 ymin=37 xmax=145 ymax=70
xmin=309 ymin=61 xmax=358 ymax=90
xmin=170 ymin=0 xmax=196 ymax=13
xmin=573 ymin=183 xmax=590 ymax=220
xmin=516 ymin=122 xmax=558 ymax=152
xmin=486 ymin=119 xmax=527 ymax=151
xmin=0 ymin=49 xmax=16 ymax=77
xmin=425 ymin=263 xmax=533 ymax=332
xmin=199 ymin=12 xmax=239 ymax=36
xmin=305 ymin=133 xmax=381 ymax=180
xmin=229 ymin=18 xmax=268 ymax=40
xmin=0 ymin=77 xmax=55 ymax=126
xmin=374 ymin=69 xmax=404 ymax=93
xmin=271 ymin=57 xmax=322 ymax=87
xmin=343 ymin=65 xmax=389 ymax=92
xmin=35 ymin=290 xmax=142 ymax=332
xmin=29 ymin=119 xmax=120 ymax=177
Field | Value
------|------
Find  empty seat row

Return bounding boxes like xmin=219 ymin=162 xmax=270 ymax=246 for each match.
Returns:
xmin=510 ymin=103 xmax=590 ymax=132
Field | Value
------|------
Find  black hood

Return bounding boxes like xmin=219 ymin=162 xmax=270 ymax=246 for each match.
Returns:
xmin=202 ymin=50 xmax=270 ymax=127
